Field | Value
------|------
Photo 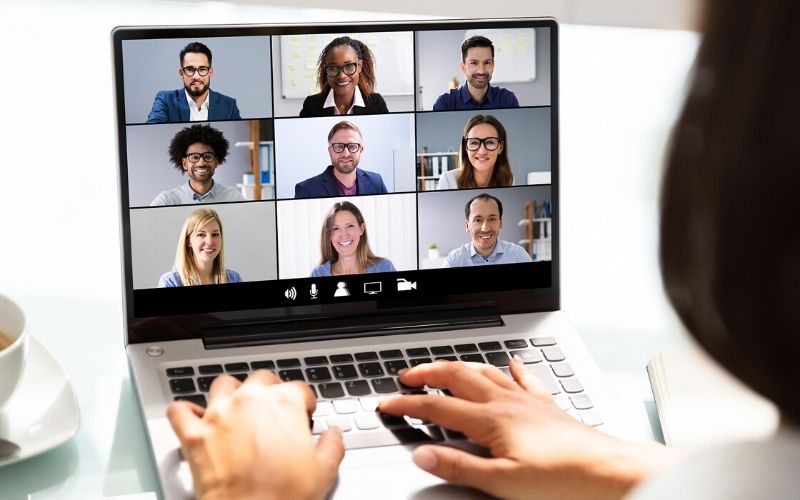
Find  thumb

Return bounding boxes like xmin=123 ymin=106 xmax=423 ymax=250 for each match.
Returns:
xmin=314 ymin=426 xmax=345 ymax=487
xmin=412 ymin=445 xmax=510 ymax=495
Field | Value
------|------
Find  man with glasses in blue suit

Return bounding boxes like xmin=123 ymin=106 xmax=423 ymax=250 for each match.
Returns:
xmin=146 ymin=42 xmax=241 ymax=123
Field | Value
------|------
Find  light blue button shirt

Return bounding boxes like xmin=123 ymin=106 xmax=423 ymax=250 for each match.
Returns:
xmin=150 ymin=181 xmax=245 ymax=206
xmin=444 ymin=239 xmax=532 ymax=267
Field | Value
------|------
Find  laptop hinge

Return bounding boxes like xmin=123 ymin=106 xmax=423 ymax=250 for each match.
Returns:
xmin=201 ymin=303 xmax=503 ymax=349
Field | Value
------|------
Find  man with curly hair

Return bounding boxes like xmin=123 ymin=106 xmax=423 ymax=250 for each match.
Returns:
xmin=150 ymin=124 xmax=245 ymax=206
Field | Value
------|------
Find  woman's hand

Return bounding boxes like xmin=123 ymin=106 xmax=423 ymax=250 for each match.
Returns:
xmin=167 ymin=370 xmax=345 ymax=500
xmin=379 ymin=358 xmax=677 ymax=500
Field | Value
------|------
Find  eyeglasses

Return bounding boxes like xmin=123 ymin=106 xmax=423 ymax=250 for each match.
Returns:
xmin=184 ymin=152 xmax=216 ymax=163
xmin=329 ymin=143 xmax=361 ymax=154
xmin=324 ymin=62 xmax=359 ymax=78
xmin=464 ymin=137 xmax=502 ymax=151
xmin=181 ymin=66 xmax=211 ymax=77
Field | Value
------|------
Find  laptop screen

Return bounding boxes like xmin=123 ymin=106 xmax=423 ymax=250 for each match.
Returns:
xmin=113 ymin=18 xmax=559 ymax=344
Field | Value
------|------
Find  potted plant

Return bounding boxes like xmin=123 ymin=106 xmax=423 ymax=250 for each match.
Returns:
xmin=428 ymin=242 xmax=440 ymax=260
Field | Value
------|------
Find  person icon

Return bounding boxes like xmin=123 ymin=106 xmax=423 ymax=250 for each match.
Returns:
xmin=333 ymin=281 xmax=350 ymax=297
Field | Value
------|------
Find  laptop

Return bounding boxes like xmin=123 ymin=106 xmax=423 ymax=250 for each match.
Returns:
xmin=113 ymin=17 xmax=633 ymax=498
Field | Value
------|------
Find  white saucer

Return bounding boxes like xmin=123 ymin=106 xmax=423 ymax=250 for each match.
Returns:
xmin=0 ymin=336 xmax=80 ymax=467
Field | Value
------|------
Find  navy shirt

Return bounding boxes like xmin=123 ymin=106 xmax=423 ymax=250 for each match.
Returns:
xmin=432 ymin=84 xmax=519 ymax=111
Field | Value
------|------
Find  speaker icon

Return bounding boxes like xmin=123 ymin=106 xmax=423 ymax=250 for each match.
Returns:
xmin=284 ymin=287 xmax=297 ymax=300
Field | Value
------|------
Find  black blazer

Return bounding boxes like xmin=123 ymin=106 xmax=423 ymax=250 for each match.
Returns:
xmin=299 ymin=90 xmax=389 ymax=117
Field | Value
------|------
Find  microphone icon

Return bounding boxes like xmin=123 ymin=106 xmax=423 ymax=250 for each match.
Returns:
xmin=310 ymin=283 xmax=318 ymax=299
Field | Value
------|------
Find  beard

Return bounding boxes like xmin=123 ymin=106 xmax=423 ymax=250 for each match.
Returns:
xmin=185 ymin=80 xmax=209 ymax=97
xmin=467 ymin=74 xmax=491 ymax=90
xmin=333 ymin=158 xmax=358 ymax=175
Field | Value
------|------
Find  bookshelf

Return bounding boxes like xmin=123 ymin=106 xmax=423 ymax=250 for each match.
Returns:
xmin=518 ymin=200 xmax=552 ymax=261
xmin=417 ymin=151 xmax=458 ymax=191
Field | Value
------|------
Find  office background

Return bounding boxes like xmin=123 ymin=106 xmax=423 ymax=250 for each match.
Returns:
xmin=276 ymin=194 xmax=418 ymax=279
xmin=274 ymin=113 xmax=416 ymax=198
xmin=415 ymin=27 xmax=552 ymax=110
xmin=122 ymin=36 xmax=273 ymax=123
xmin=126 ymin=120 xmax=261 ymax=207
xmin=129 ymin=202 xmax=278 ymax=289
xmin=415 ymin=107 xmax=551 ymax=184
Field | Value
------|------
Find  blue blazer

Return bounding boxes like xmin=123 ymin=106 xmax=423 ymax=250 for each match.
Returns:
xmin=294 ymin=165 xmax=388 ymax=198
xmin=146 ymin=89 xmax=241 ymax=123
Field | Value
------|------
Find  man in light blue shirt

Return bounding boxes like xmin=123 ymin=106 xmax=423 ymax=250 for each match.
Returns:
xmin=445 ymin=193 xmax=532 ymax=267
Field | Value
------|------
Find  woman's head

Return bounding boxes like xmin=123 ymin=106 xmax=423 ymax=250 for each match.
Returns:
xmin=457 ymin=114 xmax=513 ymax=188
xmin=175 ymin=208 xmax=228 ymax=285
xmin=315 ymin=36 xmax=377 ymax=99
xmin=660 ymin=0 xmax=800 ymax=423
xmin=319 ymin=201 xmax=380 ymax=269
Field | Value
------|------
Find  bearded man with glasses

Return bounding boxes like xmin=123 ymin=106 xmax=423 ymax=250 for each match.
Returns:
xmin=146 ymin=41 xmax=241 ymax=123
xmin=294 ymin=120 xmax=388 ymax=199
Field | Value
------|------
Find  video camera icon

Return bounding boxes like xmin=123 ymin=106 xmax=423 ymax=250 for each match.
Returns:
xmin=396 ymin=278 xmax=417 ymax=291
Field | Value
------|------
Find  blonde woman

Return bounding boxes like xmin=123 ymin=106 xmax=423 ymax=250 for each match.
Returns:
xmin=311 ymin=201 xmax=395 ymax=277
xmin=436 ymin=114 xmax=514 ymax=189
xmin=158 ymin=208 xmax=242 ymax=287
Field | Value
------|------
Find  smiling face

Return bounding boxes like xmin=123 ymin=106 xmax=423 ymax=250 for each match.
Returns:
xmin=325 ymin=45 xmax=361 ymax=99
xmin=465 ymin=122 xmax=503 ymax=174
xmin=180 ymin=51 xmax=213 ymax=98
xmin=466 ymin=197 xmax=502 ymax=257
xmin=188 ymin=219 xmax=221 ymax=265
xmin=182 ymin=142 xmax=218 ymax=184
xmin=460 ymin=46 xmax=494 ymax=90
xmin=330 ymin=210 xmax=364 ymax=258
xmin=328 ymin=128 xmax=363 ymax=175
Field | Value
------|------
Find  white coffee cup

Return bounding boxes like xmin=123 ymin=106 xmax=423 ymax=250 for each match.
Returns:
xmin=0 ymin=293 xmax=27 ymax=410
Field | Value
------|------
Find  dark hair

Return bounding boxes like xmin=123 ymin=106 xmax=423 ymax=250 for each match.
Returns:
xmin=461 ymin=35 xmax=494 ymax=61
xmin=464 ymin=193 xmax=503 ymax=220
xmin=660 ymin=0 xmax=800 ymax=424
xmin=168 ymin=124 xmax=229 ymax=172
xmin=457 ymin=114 xmax=513 ymax=188
xmin=180 ymin=42 xmax=212 ymax=66
xmin=315 ymin=36 xmax=377 ymax=97
xmin=327 ymin=120 xmax=363 ymax=143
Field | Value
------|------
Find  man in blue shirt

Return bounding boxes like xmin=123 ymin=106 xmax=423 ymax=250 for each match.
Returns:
xmin=433 ymin=36 xmax=520 ymax=111
xmin=445 ymin=193 xmax=531 ymax=267
xmin=146 ymin=42 xmax=241 ymax=123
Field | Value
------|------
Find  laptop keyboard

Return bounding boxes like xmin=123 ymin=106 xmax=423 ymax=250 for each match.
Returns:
xmin=165 ymin=336 xmax=603 ymax=449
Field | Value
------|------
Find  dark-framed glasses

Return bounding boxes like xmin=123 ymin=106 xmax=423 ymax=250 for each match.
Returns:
xmin=184 ymin=152 xmax=216 ymax=163
xmin=464 ymin=137 xmax=502 ymax=151
xmin=324 ymin=62 xmax=359 ymax=78
xmin=181 ymin=66 xmax=211 ymax=76
xmin=330 ymin=143 xmax=361 ymax=154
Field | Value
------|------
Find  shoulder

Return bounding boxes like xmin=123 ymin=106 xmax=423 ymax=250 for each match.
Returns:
xmin=311 ymin=261 xmax=333 ymax=277
xmin=300 ymin=92 xmax=326 ymax=117
xmin=363 ymin=92 xmax=388 ymax=113
xmin=370 ymin=259 xmax=396 ymax=273
xmin=445 ymin=244 xmax=470 ymax=267
xmin=437 ymin=169 xmax=458 ymax=190
xmin=158 ymin=271 xmax=181 ymax=287
xmin=433 ymin=89 xmax=457 ymax=110
xmin=501 ymin=240 xmax=531 ymax=261
xmin=214 ymin=183 xmax=246 ymax=202
xmin=150 ymin=187 xmax=181 ymax=206
xmin=225 ymin=269 xmax=243 ymax=283
xmin=491 ymin=85 xmax=519 ymax=106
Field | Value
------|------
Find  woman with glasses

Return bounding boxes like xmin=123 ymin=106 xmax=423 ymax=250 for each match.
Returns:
xmin=158 ymin=208 xmax=242 ymax=287
xmin=310 ymin=201 xmax=395 ymax=277
xmin=436 ymin=114 xmax=514 ymax=190
xmin=299 ymin=36 xmax=389 ymax=117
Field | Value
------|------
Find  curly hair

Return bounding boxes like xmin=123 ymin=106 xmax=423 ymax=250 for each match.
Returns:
xmin=315 ymin=36 xmax=377 ymax=97
xmin=457 ymin=114 xmax=513 ymax=188
xmin=168 ymin=124 xmax=229 ymax=172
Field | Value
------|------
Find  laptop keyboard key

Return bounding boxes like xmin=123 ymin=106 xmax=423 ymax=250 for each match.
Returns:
xmin=485 ymin=351 xmax=510 ymax=367
xmin=326 ymin=416 xmax=353 ymax=432
xmin=174 ymin=394 xmax=207 ymax=407
xmin=199 ymin=364 xmax=223 ymax=374
xmin=435 ymin=356 xmax=458 ymax=361
xmin=333 ymin=365 xmax=358 ymax=380
xmin=277 ymin=358 xmax=301 ymax=368
xmin=511 ymin=349 xmax=543 ymax=364
xmin=330 ymin=354 xmax=354 ymax=364
xmin=460 ymin=353 xmax=485 ymax=363
xmin=409 ymin=357 xmax=432 ymax=367
xmin=278 ymin=369 xmax=304 ymax=382
xmin=379 ymin=349 xmax=403 ymax=359
xmin=504 ymin=339 xmax=528 ymax=349
xmin=318 ymin=382 xmax=345 ymax=399
xmin=551 ymin=362 xmax=574 ymax=377
xmin=311 ymin=418 xmax=328 ymax=435
xmin=304 ymin=356 xmax=328 ymax=366
xmin=561 ymin=378 xmax=584 ymax=393
xmin=371 ymin=377 xmax=398 ymax=394
xmin=478 ymin=341 xmax=502 ymax=351
xmin=224 ymin=362 xmax=249 ymax=372
xmin=525 ymin=365 xmax=561 ymax=395
xmin=166 ymin=367 xmax=194 ymax=377
xmin=358 ymin=362 xmax=385 ymax=377
xmin=332 ymin=399 xmax=359 ymax=414
xmin=570 ymin=394 xmax=594 ymax=410
xmin=345 ymin=380 xmax=371 ymax=396
xmin=384 ymin=359 xmax=409 ymax=375
xmin=542 ymin=347 xmax=566 ymax=362
xmin=354 ymin=413 xmax=381 ymax=430
xmin=250 ymin=360 xmax=275 ymax=370
xmin=531 ymin=336 xmax=557 ymax=347
xmin=169 ymin=378 xmax=196 ymax=394
xmin=454 ymin=344 xmax=478 ymax=353
xmin=430 ymin=345 xmax=455 ymax=355
xmin=355 ymin=351 xmax=379 ymax=361
xmin=306 ymin=367 xmax=332 ymax=382
xmin=313 ymin=401 xmax=333 ymax=417
xmin=406 ymin=347 xmax=430 ymax=357
xmin=579 ymin=410 xmax=603 ymax=427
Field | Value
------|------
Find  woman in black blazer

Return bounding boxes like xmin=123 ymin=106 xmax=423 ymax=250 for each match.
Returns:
xmin=299 ymin=36 xmax=389 ymax=117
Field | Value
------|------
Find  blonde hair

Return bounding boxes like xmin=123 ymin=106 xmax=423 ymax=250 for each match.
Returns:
xmin=174 ymin=208 xmax=228 ymax=286
xmin=457 ymin=114 xmax=513 ymax=188
xmin=319 ymin=201 xmax=382 ymax=271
